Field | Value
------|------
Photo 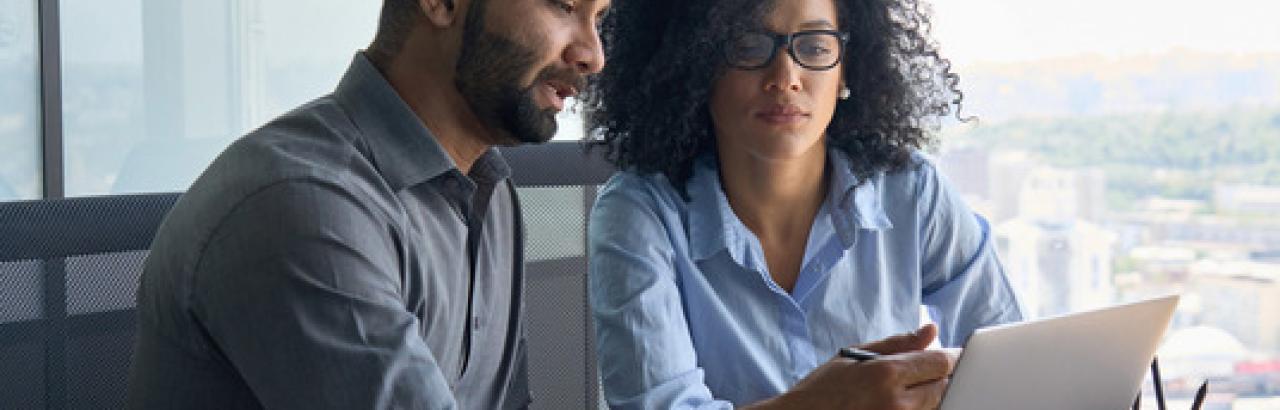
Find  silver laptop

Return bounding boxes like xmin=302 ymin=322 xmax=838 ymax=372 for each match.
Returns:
xmin=941 ymin=294 xmax=1180 ymax=410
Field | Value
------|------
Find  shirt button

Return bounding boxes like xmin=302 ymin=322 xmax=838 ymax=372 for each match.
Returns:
xmin=472 ymin=317 xmax=481 ymax=330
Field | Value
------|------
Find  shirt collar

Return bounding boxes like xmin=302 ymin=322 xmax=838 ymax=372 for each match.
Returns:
xmin=826 ymin=148 xmax=893 ymax=247
xmin=333 ymin=52 xmax=505 ymax=191
xmin=687 ymin=154 xmax=750 ymax=264
xmin=687 ymin=147 xmax=892 ymax=261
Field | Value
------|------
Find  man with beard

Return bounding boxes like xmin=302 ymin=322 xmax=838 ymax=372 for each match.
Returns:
xmin=126 ymin=0 xmax=607 ymax=408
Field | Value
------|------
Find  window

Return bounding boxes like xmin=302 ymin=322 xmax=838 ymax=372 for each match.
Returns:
xmin=59 ymin=0 xmax=380 ymax=196
xmin=21 ymin=0 xmax=593 ymax=198
xmin=933 ymin=0 xmax=1280 ymax=406
xmin=555 ymin=99 xmax=587 ymax=141
xmin=0 ymin=0 xmax=40 ymax=201
xmin=6 ymin=0 xmax=1279 ymax=407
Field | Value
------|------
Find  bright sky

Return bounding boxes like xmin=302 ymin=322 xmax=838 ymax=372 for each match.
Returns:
xmin=64 ymin=0 xmax=1280 ymax=68
xmin=930 ymin=0 xmax=1280 ymax=66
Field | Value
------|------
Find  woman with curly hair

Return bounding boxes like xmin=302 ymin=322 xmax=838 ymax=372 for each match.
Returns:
xmin=584 ymin=0 xmax=1023 ymax=408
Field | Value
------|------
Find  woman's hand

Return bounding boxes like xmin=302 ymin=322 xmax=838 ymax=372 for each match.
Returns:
xmin=748 ymin=324 xmax=958 ymax=410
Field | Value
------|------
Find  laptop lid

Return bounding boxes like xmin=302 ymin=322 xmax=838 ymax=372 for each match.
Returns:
xmin=941 ymin=294 xmax=1180 ymax=410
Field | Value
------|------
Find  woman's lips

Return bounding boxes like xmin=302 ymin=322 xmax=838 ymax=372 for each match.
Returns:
xmin=754 ymin=105 xmax=810 ymax=124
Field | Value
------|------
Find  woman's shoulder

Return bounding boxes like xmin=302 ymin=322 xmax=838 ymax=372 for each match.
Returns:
xmin=589 ymin=169 xmax=692 ymax=251
xmin=595 ymin=169 xmax=687 ymax=214
xmin=866 ymin=150 xmax=945 ymax=196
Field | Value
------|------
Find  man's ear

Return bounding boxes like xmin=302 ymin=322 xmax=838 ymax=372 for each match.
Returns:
xmin=421 ymin=0 xmax=460 ymax=28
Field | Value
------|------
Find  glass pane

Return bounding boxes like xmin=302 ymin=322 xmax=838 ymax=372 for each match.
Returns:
xmin=554 ymin=99 xmax=587 ymax=141
xmin=931 ymin=0 xmax=1280 ymax=406
xmin=0 ymin=0 xmax=41 ymax=200
xmin=60 ymin=0 xmax=379 ymax=196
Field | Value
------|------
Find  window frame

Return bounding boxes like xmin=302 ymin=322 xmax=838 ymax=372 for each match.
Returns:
xmin=38 ymin=0 xmax=63 ymax=199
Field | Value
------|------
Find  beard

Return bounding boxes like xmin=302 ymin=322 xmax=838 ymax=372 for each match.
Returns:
xmin=454 ymin=1 xmax=583 ymax=145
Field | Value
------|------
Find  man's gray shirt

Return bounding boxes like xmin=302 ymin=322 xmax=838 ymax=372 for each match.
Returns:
xmin=127 ymin=53 xmax=530 ymax=410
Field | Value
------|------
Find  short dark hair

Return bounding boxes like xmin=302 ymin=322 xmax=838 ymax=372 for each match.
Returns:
xmin=368 ymin=0 xmax=421 ymax=67
xmin=584 ymin=0 xmax=967 ymax=196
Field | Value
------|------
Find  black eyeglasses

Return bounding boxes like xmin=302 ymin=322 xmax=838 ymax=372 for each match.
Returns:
xmin=724 ymin=30 xmax=850 ymax=71
xmin=1134 ymin=356 xmax=1209 ymax=410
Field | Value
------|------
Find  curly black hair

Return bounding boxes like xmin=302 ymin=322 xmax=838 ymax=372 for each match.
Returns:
xmin=583 ymin=0 xmax=966 ymax=196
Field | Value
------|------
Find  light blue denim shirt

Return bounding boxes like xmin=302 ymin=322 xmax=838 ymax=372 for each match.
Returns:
xmin=588 ymin=148 xmax=1023 ymax=409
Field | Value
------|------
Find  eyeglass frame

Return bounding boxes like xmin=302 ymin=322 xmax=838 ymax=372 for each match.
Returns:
xmin=723 ymin=29 xmax=851 ymax=71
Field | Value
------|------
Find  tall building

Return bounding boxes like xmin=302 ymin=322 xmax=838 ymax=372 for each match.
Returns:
xmin=939 ymin=145 xmax=991 ymax=199
xmin=1191 ymin=260 xmax=1280 ymax=353
xmin=1215 ymin=184 xmax=1280 ymax=215
xmin=987 ymin=150 xmax=1036 ymax=223
xmin=945 ymin=149 xmax=1118 ymax=318
xmin=938 ymin=145 xmax=997 ymax=221
xmin=1131 ymin=216 xmax=1280 ymax=250
xmin=997 ymin=218 xmax=1116 ymax=318
xmin=1015 ymin=165 xmax=1107 ymax=224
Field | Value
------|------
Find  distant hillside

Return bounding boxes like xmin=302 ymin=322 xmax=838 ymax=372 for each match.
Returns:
xmin=954 ymin=50 xmax=1280 ymax=123
xmin=946 ymin=106 xmax=1280 ymax=207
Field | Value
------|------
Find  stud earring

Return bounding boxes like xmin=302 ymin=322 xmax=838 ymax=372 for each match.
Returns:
xmin=839 ymin=87 xmax=851 ymax=100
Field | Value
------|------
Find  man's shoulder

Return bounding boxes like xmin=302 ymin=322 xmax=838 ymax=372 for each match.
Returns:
xmin=236 ymin=95 xmax=364 ymax=174
xmin=203 ymin=94 xmax=387 ymax=202
xmin=149 ymin=94 xmax=401 ymax=269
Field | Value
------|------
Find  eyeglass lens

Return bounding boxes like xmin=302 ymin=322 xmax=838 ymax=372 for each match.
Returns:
xmin=727 ymin=31 xmax=843 ymax=70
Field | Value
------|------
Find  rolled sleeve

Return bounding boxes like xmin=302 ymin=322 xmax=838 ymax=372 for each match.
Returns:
xmin=588 ymin=175 xmax=732 ymax=410
xmin=191 ymin=179 xmax=457 ymax=410
xmin=915 ymin=163 xmax=1024 ymax=347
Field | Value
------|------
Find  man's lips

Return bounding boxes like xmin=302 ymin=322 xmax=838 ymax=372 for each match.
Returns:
xmin=539 ymin=80 xmax=579 ymax=112
xmin=545 ymin=80 xmax=578 ymax=100
xmin=539 ymin=84 xmax=565 ymax=111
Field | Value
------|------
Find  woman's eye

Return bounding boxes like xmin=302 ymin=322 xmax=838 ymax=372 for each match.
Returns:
xmin=801 ymin=45 xmax=832 ymax=56
xmin=551 ymin=0 xmax=576 ymax=13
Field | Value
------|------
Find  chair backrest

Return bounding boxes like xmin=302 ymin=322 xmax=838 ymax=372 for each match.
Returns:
xmin=502 ymin=143 xmax=615 ymax=410
xmin=0 ymin=193 xmax=181 ymax=410
xmin=0 ymin=142 xmax=613 ymax=409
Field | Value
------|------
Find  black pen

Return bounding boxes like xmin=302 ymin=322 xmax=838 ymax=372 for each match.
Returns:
xmin=1190 ymin=381 xmax=1208 ymax=410
xmin=838 ymin=347 xmax=881 ymax=362
xmin=1152 ymin=358 xmax=1167 ymax=410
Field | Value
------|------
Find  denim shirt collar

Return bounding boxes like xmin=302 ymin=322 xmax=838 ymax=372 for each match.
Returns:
xmin=687 ymin=147 xmax=892 ymax=263
xmin=826 ymin=148 xmax=894 ymax=244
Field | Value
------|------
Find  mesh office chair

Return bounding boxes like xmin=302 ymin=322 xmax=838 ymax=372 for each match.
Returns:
xmin=503 ymin=143 xmax=615 ymax=410
xmin=0 ymin=193 xmax=180 ymax=409
xmin=0 ymin=142 xmax=613 ymax=409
